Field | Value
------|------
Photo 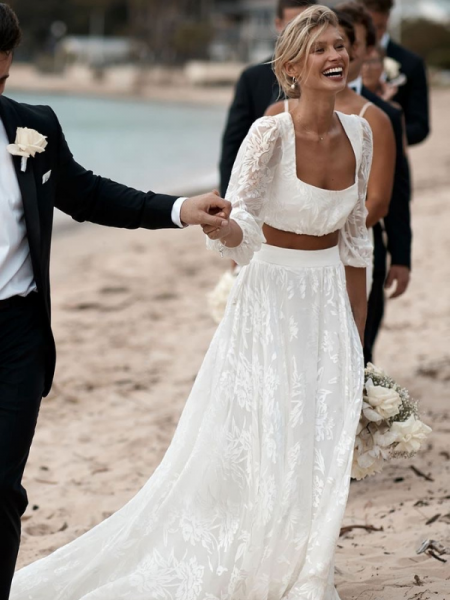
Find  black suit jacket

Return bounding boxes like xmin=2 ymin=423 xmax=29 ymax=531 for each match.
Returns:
xmin=219 ymin=60 xmax=280 ymax=197
xmin=386 ymin=38 xmax=430 ymax=146
xmin=0 ymin=95 xmax=179 ymax=396
xmin=361 ymin=86 xmax=412 ymax=272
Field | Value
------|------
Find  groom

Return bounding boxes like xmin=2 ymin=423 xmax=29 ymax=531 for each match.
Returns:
xmin=0 ymin=4 xmax=230 ymax=598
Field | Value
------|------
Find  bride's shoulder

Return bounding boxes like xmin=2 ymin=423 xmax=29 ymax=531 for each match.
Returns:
xmin=248 ymin=114 xmax=284 ymax=140
xmin=336 ymin=110 xmax=373 ymax=142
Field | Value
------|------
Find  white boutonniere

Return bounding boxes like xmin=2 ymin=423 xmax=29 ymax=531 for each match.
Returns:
xmin=383 ymin=57 xmax=406 ymax=87
xmin=7 ymin=127 xmax=48 ymax=172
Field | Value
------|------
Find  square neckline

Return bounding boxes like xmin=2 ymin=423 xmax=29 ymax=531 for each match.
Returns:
xmin=283 ymin=110 xmax=358 ymax=194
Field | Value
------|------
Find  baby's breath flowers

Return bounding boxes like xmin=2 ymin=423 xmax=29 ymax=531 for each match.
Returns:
xmin=352 ymin=364 xmax=432 ymax=480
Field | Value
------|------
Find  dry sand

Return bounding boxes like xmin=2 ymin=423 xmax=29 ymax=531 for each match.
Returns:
xmin=16 ymin=89 xmax=450 ymax=599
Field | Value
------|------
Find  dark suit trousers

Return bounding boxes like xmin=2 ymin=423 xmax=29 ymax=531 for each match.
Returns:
xmin=364 ymin=228 xmax=387 ymax=365
xmin=0 ymin=294 xmax=47 ymax=600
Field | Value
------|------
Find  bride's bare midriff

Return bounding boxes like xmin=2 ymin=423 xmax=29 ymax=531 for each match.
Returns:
xmin=263 ymin=223 xmax=339 ymax=250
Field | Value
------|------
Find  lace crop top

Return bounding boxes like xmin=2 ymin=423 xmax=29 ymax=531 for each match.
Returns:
xmin=207 ymin=111 xmax=373 ymax=267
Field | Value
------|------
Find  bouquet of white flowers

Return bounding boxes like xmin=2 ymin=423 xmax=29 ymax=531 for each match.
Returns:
xmin=208 ymin=267 xmax=240 ymax=324
xmin=352 ymin=363 xmax=432 ymax=480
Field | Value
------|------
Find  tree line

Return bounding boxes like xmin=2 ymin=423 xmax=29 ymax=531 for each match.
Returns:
xmin=8 ymin=0 xmax=217 ymax=63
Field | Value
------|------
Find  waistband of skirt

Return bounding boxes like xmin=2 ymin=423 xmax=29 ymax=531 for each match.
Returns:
xmin=253 ymin=244 xmax=341 ymax=268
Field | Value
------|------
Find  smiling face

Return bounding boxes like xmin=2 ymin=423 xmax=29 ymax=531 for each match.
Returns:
xmin=287 ymin=24 xmax=349 ymax=94
xmin=338 ymin=21 xmax=372 ymax=82
xmin=0 ymin=52 xmax=12 ymax=95
xmin=362 ymin=46 xmax=384 ymax=91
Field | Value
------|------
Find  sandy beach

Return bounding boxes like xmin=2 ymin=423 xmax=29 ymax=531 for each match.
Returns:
xmin=15 ymin=88 xmax=450 ymax=599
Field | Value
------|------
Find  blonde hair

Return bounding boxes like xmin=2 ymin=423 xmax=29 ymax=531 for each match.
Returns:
xmin=273 ymin=5 xmax=339 ymax=99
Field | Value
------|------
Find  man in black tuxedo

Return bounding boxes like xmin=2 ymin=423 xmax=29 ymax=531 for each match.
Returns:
xmin=219 ymin=0 xmax=317 ymax=197
xmin=0 ymin=5 xmax=231 ymax=598
xmin=358 ymin=0 xmax=430 ymax=145
xmin=336 ymin=2 xmax=412 ymax=364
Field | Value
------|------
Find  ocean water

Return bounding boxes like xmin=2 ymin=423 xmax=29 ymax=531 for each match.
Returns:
xmin=8 ymin=91 xmax=228 ymax=229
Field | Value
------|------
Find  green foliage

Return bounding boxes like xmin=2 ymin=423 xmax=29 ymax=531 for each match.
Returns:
xmin=172 ymin=22 xmax=213 ymax=61
xmin=401 ymin=18 xmax=450 ymax=69
xmin=8 ymin=0 xmax=214 ymax=64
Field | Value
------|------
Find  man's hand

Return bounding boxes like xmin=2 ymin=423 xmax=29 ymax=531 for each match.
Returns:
xmin=180 ymin=190 xmax=231 ymax=228
xmin=380 ymin=81 xmax=399 ymax=103
xmin=385 ymin=265 xmax=410 ymax=299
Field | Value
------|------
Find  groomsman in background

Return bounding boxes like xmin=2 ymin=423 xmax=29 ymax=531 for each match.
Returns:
xmin=357 ymin=0 xmax=430 ymax=145
xmin=219 ymin=0 xmax=317 ymax=197
xmin=336 ymin=2 xmax=412 ymax=364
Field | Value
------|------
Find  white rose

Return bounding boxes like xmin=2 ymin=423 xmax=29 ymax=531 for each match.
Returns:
xmin=364 ymin=378 xmax=402 ymax=420
xmin=365 ymin=362 xmax=387 ymax=377
xmin=362 ymin=400 xmax=384 ymax=423
xmin=391 ymin=415 xmax=432 ymax=455
xmin=384 ymin=57 xmax=401 ymax=80
xmin=352 ymin=421 xmax=388 ymax=480
xmin=373 ymin=426 xmax=399 ymax=449
xmin=7 ymin=127 xmax=48 ymax=159
xmin=351 ymin=450 xmax=384 ymax=480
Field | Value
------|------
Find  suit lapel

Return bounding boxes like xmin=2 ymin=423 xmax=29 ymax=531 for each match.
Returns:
xmin=0 ymin=96 xmax=41 ymax=256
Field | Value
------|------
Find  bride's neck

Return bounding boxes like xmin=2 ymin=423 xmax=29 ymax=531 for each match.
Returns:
xmin=290 ymin=90 xmax=337 ymax=135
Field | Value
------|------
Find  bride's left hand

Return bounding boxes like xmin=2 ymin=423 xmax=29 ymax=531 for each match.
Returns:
xmin=202 ymin=218 xmax=232 ymax=240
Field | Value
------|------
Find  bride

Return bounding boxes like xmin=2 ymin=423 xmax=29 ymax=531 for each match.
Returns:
xmin=11 ymin=6 xmax=373 ymax=600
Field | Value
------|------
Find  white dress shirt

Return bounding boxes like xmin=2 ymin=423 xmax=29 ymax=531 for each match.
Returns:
xmin=0 ymin=115 xmax=186 ymax=300
xmin=380 ymin=33 xmax=390 ymax=50
xmin=0 ymin=119 xmax=36 ymax=300
xmin=348 ymin=76 xmax=363 ymax=95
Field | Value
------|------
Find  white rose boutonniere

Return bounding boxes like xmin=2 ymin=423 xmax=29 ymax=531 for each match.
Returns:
xmin=384 ymin=57 xmax=401 ymax=80
xmin=7 ymin=127 xmax=48 ymax=172
xmin=383 ymin=57 xmax=407 ymax=88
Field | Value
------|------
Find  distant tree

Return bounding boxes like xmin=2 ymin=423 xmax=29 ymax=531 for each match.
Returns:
xmin=126 ymin=0 xmax=214 ymax=63
xmin=8 ymin=0 xmax=129 ymax=57
xmin=8 ymin=0 xmax=216 ymax=64
xmin=402 ymin=18 xmax=450 ymax=69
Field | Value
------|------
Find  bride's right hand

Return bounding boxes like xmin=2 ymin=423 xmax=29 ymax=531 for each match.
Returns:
xmin=202 ymin=218 xmax=233 ymax=241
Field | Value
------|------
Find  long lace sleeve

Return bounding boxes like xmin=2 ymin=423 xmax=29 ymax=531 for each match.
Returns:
xmin=339 ymin=117 xmax=374 ymax=268
xmin=207 ymin=116 xmax=281 ymax=266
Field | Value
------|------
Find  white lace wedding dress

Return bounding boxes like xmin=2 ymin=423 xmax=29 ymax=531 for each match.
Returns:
xmin=11 ymin=111 xmax=373 ymax=600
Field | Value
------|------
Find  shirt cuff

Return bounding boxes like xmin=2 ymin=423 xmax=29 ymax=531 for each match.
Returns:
xmin=171 ymin=197 xmax=188 ymax=228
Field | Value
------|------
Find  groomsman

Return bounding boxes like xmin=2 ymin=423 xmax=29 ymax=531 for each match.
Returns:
xmin=0 ymin=5 xmax=231 ymax=598
xmin=219 ymin=0 xmax=317 ymax=197
xmin=358 ymin=0 xmax=430 ymax=145
xmin=335 ymin=2 xmax=412 ymax=363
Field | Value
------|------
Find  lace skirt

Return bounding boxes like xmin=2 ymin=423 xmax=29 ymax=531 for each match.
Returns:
xmin=11 ymin=244 xmax=364 ymax=600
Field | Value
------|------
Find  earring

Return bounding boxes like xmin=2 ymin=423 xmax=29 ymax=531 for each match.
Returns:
xmin=290 ymin=77 xmax=297 ymax=90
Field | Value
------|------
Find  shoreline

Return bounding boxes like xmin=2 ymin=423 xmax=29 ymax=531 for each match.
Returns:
xmin=9 ymin=63 xmax=236 ymax=107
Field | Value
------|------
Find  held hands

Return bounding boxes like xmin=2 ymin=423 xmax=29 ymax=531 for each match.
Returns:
xmin=385 ymin=265 xmax=410 ymax=299
xmin=180 ymin=190 xmax=231 ymax=228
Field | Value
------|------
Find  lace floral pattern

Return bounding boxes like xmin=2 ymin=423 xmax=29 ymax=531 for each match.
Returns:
xmin=11 ymin=110 xmax=373 ymax=600
xmin=207 ymin=111 xmax=373 ymax=268
xmin=206 ymin=117 xmax=281 ymax=266
xmin=338 ymin=118 xmax=374 ymax=268
xmin=11 ymin=247 xmax=363 ymax=600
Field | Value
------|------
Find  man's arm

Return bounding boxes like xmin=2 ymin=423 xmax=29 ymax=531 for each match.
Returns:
xmin=384 ymin=151 xmax=412 ymax=270
xmin=383 ymin=109 xmax=412 ymax=299
xmin=403 ymin=58 xmax=430 ymax=146
xmin=219 ymin=70 xmax=255 ymax=197
xmin=50 ymin=109 xmax=229 ymax=230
